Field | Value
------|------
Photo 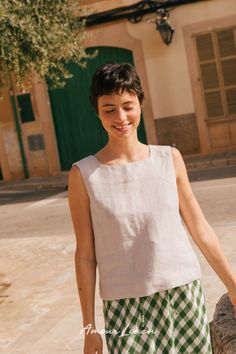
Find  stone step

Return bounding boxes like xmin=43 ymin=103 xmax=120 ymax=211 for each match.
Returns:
xmin=184 ymin=150 xmax=236 ymax=171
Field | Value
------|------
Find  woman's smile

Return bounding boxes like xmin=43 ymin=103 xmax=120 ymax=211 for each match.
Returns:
xmin=112 ymin=122 xmax=132 ymax=133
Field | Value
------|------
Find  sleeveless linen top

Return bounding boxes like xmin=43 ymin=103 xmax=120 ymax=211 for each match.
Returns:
xmin=72 ymin=144 xmax=202 ymax=301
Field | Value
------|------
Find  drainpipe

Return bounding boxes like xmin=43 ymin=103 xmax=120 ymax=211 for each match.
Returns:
xmin=8 ymin=73 xmax=29 ymax=178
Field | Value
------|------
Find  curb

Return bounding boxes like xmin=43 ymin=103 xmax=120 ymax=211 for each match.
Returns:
xmin=0 ymin=175 xmax=68 ymax=191
xmin=185 ymin=157 xmax=236 ymax=171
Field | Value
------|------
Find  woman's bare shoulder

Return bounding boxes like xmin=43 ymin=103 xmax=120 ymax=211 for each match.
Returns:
xmin=68 ymin=164 xmax=89 ymax=200
xmin=170 ymin=146 xmax=185 ymax=181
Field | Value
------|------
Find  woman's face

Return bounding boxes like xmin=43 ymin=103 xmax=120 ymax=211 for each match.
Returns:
xmin=97 ymin=90 xmax=142 ymax=138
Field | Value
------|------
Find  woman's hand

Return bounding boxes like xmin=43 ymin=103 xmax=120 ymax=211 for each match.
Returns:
xmin=84 ymin=330 xmax=103 ymax=354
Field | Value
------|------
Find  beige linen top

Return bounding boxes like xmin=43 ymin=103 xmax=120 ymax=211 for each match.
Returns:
xmin=72 ymin=144 xmax=202 ymax=300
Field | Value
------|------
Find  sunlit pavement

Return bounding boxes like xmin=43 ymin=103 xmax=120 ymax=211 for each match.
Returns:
xmin=0 ymin=177 xmax=235 ymax=353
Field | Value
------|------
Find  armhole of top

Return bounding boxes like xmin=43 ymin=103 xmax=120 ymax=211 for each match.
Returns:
xmin=71 ymin=162 xmax=91 ymax=201
xmin=168 ymin=146 xmax=178 ymax=187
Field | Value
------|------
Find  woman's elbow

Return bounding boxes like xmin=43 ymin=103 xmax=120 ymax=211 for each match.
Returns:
xmin=75 ymin=248 xmax=97 ymax=264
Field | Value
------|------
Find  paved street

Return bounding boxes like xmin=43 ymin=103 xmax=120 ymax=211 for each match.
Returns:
xmin=0 ymin=177 xmax=236 ymax=353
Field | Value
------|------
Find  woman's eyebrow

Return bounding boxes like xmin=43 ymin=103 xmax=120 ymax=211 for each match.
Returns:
xmin=101 ymin=100 xmax=134 ymax=107
xmin=123 ymin=100 xmax=134 ymax=105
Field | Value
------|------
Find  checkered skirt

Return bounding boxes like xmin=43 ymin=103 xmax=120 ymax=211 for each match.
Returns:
xmin=102 ymin=279 xmax=213 ymax=353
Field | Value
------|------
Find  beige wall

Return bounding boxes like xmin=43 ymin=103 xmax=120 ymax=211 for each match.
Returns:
xmin=0 ymin=87 xmax=25 ymax=180
xmin=125 ymin=0 xmax=236 ymax=119
xmin=0 ymin=74 xmax=60 ymax=181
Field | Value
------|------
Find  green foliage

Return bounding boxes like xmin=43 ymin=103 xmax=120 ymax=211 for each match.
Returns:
xmin=0 ymin=0 xmax=96 ymax=90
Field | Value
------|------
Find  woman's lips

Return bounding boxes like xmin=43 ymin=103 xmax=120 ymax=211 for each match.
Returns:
xmin=113 ymin=122 xmax=132 ymax=132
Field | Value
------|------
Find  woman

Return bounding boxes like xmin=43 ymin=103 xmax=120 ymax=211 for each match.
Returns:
xmin=68 ymin=63 xmax=236 ymax=354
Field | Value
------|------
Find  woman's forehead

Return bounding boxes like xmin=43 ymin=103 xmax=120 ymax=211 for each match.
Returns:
xmin=98 ymin=90 xmax=138 ymax=105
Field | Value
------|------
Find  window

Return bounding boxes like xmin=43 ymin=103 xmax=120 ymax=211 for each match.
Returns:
xmin=17 ymin=93 xmax=35 ymax=123
xmin=195 ymin=27 xmax=236 ymax=120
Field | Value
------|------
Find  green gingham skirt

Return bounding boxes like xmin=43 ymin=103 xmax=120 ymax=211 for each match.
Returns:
xmin=102 ymin=279 xmax=213 ymax=353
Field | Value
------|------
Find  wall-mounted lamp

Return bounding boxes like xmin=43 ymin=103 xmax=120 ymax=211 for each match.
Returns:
xmin=155 ymin=9 xmax=174 ymax=45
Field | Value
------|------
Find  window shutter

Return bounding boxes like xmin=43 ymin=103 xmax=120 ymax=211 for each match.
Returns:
xmin=216 ymin=28 xmax=236 ymax=58
xmin=226 ymin=88 xmax=236 ymax=115
xmin=195 ymin=32 xmax=223 ymax=119
xmin=221 ymin=59 xmax=236 ymax=86
xmin=196 ymin=33 xmax=215 ymax=61
xmin=195 ymin=27 xmax=236 ymax=119
xmin=200 ymin=63 xmax=219 ymax=89
xmin=217 ymin=27 xmax=236 ymax=116
xmin=205 ymin=91 xmax=224 ymax=118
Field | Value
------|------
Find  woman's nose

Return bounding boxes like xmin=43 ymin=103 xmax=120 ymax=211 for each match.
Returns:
xmin=116 ymin=108 xmax=127 ymax=122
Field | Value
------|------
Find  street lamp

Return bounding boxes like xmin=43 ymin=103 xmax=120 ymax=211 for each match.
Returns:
xmin=155 ymin=9 xmax=174 ymax=45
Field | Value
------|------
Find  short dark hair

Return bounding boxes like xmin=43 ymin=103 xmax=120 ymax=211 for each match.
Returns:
xmin=90 ymin=62 xmax=144 ymax=114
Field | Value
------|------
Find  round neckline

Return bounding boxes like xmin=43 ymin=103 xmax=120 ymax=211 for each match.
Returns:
xmin=91 ymin=144 xmax=152 ymax=167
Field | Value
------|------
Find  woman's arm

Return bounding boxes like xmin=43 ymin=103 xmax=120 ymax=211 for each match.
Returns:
xmin=171 ymin=147 xmax=236 ymax=312
xmin=68 ymin=165 xmax=103 ymax=353
xmin=68 ymin=164 xmax=97 ymax=328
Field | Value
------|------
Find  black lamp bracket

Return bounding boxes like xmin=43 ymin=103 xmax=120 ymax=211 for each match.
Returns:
xmin=81 ymin=0 xmax=210 ymax=28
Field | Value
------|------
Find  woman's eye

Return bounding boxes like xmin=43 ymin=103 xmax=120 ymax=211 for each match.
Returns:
xmin=104 ymin=107 xmax=133 ymax=114
xmin=105 ymin=110 xmax=115 ymax=114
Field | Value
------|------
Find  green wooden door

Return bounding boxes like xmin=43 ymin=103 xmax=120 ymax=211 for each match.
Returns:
xmin=48 ymin=46 xmax=147 ymax=170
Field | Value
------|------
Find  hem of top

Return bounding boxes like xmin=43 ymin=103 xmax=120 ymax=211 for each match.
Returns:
xmin=100 ymin=274 xmax=202 ymax=301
